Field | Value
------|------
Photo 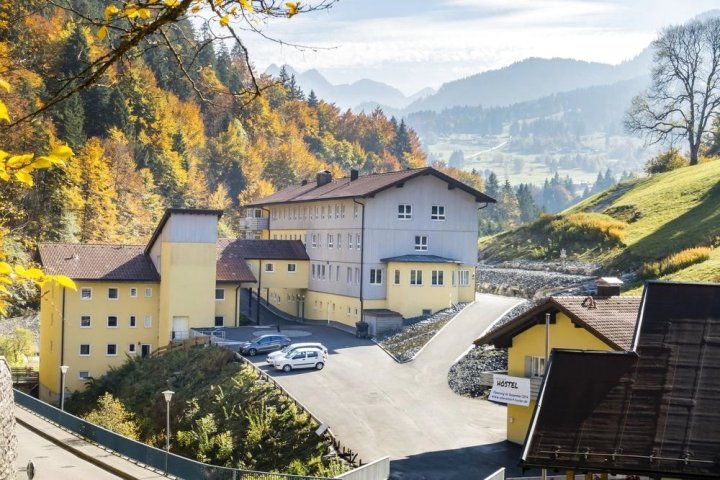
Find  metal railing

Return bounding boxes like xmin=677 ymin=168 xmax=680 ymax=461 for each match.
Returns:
xmin=14 ymin=389 xmax=335 ymax=480
xmin=484 ymin=467 xmax=505 ymax=480
xmin=239 ymin=217 xmax=269 ymax=230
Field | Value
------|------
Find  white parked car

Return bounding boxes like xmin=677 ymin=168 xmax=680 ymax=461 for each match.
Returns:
xmin=273 ymin=347 xmax=326 ymax=372
xmin=266 ymin=343 xmax=328 ymax=365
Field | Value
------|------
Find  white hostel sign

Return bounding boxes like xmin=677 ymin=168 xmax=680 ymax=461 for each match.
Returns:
xmin=489 ymin=374 xmax=531 ymax=406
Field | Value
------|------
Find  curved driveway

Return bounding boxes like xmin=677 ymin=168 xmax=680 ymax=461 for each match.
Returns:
xmin=234 ymin=293 xmax=523 ymax=479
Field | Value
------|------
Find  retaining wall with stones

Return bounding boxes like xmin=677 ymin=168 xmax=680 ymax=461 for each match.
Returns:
xmin=0 ymin=357 xmax=17 ymax=480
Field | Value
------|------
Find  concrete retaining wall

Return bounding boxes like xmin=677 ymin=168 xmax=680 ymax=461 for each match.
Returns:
xmin=0 ymin=357 xmax=17 ymax=479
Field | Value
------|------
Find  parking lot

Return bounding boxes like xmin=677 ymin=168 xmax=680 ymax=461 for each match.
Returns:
xmin=218 ymin=293 xmax=522 ymax=479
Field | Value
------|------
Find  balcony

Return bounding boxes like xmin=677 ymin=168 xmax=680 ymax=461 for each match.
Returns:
xmin=239 ymin=217 xmax=269 ymax=230
xmin=479 ymin=370 xmax=544 ymax=401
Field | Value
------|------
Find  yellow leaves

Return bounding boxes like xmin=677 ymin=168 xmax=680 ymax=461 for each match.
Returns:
xmin=286 ymin=2 xmax=299 ymax=17
xmin=0 ymin=262 xmax=11 ymax=275
xmin=165 ymin=0 xmax=181 ymax=6
xmin=6 ymin=153 xmax=33 ymax=169
xmin=14 ymin=169 xmax=33 ymax=186
xmin=191 ymin=5 xmax=201 ymax=13
xmin=104 ymin=4 xmax=120 ymax=20
xmin=0 ymin=100 xmax=9 ymax=123
xmin=123 ymin=5 xmax=151 ymax=19
xmin=220 ymin=15 xmax=230 ymax=27
xmin=50 ymin=275 xmax=77 ymax=291
xmin=0 ymin=144 xmax=73 ymax=187
xmin=239 ymin=0 xmax=253 ymax=12
xmin=0 ymin=79 xmax=10 ymax=92
xmin=97 ymin=25 xmax=108 ymax=40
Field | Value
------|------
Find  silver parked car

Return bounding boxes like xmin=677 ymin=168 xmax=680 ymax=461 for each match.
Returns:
xmin=273 ymin=347 xmax=326 ymax=372
xmin=237 ymin=334 xmax=291 ymax=356
xmin=266 ymin=343 xmax=328 ymax=364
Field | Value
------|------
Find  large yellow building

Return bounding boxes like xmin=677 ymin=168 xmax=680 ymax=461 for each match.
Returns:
xmin=246 ymin=167 xmax=495 ymax=333
xmin=37 ymin=209 xmax=308 ymax=402
xmin=474 ymin=288 xmax=640 ymax=443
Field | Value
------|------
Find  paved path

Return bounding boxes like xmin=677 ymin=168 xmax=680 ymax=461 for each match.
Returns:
xmin=229 ymin=293 xmax=523 ymax=479
xmin=15 ymin=407 xmax=167 ymax=480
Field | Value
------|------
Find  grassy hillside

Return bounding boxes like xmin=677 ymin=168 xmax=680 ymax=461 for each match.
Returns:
xmin=65 ymin=346 xmax=345 ymax=476
xmin=479 ymin=160 xmax=720 ymax=285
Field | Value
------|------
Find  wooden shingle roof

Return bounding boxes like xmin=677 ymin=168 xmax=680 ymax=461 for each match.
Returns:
xmin=474 ymin=295 xmax=641 ymax=351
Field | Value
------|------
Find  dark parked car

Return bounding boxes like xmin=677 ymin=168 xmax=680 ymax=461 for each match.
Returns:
xmin=238 ymin=334 xmax=291 ymax=356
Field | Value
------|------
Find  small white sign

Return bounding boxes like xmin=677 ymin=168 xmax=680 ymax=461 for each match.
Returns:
xmin=489 ymin=374 xmax=531 ymax=406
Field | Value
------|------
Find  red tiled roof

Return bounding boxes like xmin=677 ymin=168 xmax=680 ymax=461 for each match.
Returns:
xmin=38 ymin=244 xmax=159 ymax=281
xmin=246 ymin=167 xmax=495 ymax=206
xmin=474 ymin=295 xmax=641 ymax=351
xmin=216 ymin=239 xmax=308 ymax=282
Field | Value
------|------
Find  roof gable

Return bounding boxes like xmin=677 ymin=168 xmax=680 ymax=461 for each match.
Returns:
xmin=247 ymin=167 xmax=495 ymax=206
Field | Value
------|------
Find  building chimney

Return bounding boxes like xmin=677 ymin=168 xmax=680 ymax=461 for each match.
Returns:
xmin=350 ymin=168 xmax=359 ymax=181
xmin=316 ymin=170 xmax=332 ymax=187
xmin=596 ymin=277 xmax=623 ymax=297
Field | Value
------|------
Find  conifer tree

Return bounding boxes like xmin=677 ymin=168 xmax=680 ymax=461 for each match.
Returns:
xmin=307 ymin=90 xmax=318 ymax=108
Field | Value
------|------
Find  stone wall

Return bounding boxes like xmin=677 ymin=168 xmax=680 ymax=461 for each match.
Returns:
xmin=0 ymin=357 xmax=17 ymax=480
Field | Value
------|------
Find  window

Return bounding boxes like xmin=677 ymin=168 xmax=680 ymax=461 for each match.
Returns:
xmin=80 ymin=315 xmax=91 ymax=328
xmin=355 ymin=268 xmax=360 ymax=284
xmin=321 ymin=206 xmax=325 ymax=219
xmin=214 ymin=316 xmax=224 ymax=327
xmin=354 ymin=204 xmax=359 ymax=218
xmin=370 ymin=268 xmax=383 ymax=285
xmin=311 ymin=233 xmax=317 ymax=248
xmin=398 ymin=204 xmax=412 ymax=219
xmin=130 ymin=288 xmax=138 ymax=298
xmin=452 ymin=271 xmax=456 ymax=286
xmin=432 ymin=270 xmax=444 ymax=286
xmin=215 ymin=288 xmax=225 ymax=301
xmin=78 ymin=371 xmax=91 ymax=380
xmin=80 ymin=288 xmax=92 ymax=300
xmin=431 ymin=205 xmax=446 ymax=220
xmin=341 ymin=205 xmax=345 ymax=218
xmin=129 ymin=344 xmax=136 ymax=354
xmin=144 ymin=315 xmax=152 ymax=328
xmin=287 ymin=263 xmax=297 ymax=273
xmin=327 ymin=234 xmax=333 ymax=248
xmin=329 ymin=265 xmax=333 ymax=281
xmin=459 ymin=270 xmax=470 ymax=287
xmin=264 ymin=263 xmax=274 ymax=272
xmin=107 ymin=315 xmax=118 ymax=328
xmin=129 ymin=315 xmax=137 ymax=328
xmin=356 ymin=233 xmax=361 ymax=249
xmin=347 ymin=267 xmax=352 ymax=284
xmin=529 ymin=356 xmax=546 ymax=377
xmin=106 ymin=344 xmax=118 ymax=356
xmin=321 ymin=265 xmax=326 ymax=279
xmin=414 ymin=235 xmax=428 ymax=251
xmin=336 ymin=265 xmax=340 ymax=280
xmin=107 ymin=287 xmax=118 ymax=300
xmin=394 ymin=269 xmax=400 ymax=285
xmin=410 ymin=269 xmax=423 ymax=286
xmin=79 ymin=344 xmax=90 ymax=356
xmin=335 ymin=205 xmax=340 ymax=218
xmin=144 ymin=287 xmax=152 ymax=298
xmin=312 ymin=264 xmax=316 ymax=279
xmin=348 ymin=233 xmax=353 ymax=249
xmin=337 ymin=233 xmax=342 ymax=249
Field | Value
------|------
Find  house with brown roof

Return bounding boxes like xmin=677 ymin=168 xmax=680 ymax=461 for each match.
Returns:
xmin=243 ymin=167 xmax=495 ymax=332
xmin=37 ymin=209 xmax=308 ymax=403
xmin=473 ymin=278 xmax=640 ymax=443
xmin=522 ymin=281 xmax=720 ymax=479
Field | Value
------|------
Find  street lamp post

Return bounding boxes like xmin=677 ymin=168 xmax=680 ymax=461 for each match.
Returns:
xmin=162 ymin=389 xmax=174 ymax=473
xmin=59 ymin=365 xmax=69 ymax=411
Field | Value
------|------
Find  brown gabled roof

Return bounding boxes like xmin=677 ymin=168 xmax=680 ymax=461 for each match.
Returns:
xmin=38 ymin=244 xmax=159 ymax=281
xmin=216 ymin=240 xmax=256 ymax=283
xmin=246 ymin=167 xmax=495 ymax=206
xmin=474 ymin=295 xmax=641 ymax=351
xmin=522 ymin=281 xmax=720 ymax=479
xmin=219 ymin=239 xmax=309 ymax=261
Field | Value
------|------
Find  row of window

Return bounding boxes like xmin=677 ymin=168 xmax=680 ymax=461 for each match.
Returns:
xmin=78 ymin=343 xmax=151 ymax=358
xmin=370 ymin=268 xmax=471 ymax=287
xmin=272 ymin=204 xmax=359 ymax=221
xmin=312 ymin=264 xmax=361 ymax=284
xmin=260 ymin=263 xmax=296 ymax=273
xmin=398 ymin=204 xmax=446 ymax=221
xmin=80 ymin=287 xmax=152 ymax=301
xmin=80 ymin=314 xmax=153 ymax=329
xmin=312 ymin=300 xmax=359 ymax=316
xmin=311 ymin=233 xmax=361 ymax=250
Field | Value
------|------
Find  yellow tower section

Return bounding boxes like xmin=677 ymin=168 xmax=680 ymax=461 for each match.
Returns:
xmin=147 ymin=210 xmax=222 ymax=346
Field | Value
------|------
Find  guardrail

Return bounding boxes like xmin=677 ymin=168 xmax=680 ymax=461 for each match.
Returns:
xmin=336 ymin=457 xmax=390 ymax=480
xmin=14 ymin=389 xmax=336 ymax=480
xmin=10 ymin=367 xmax=38 ymax=386
xmin=151 ymin=336 xmax=209 ymax=358
xmin=484 ymin=467 xmax=505 ymax=480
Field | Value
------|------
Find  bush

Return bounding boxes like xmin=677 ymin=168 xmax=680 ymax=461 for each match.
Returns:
xmin=644 ymin=148 xmax=689 ymax=174
xmin=544 ymin=213 xmax=627 ymax=245
xmin=639 ymin=246 xmax=712 ymax=278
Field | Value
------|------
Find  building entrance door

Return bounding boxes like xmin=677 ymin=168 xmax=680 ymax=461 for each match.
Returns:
xmin=172 ymin=316 xmax=189 ymax=341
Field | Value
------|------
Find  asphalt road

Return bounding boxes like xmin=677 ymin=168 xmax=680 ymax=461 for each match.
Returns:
xmin=225 ymin=293 xmax=523 ymax=479
xmin=14 ymin=423 xmax=124 ymax=480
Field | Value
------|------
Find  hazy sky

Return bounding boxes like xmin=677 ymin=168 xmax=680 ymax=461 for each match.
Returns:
xmin=241 ymin=1 xmax=720 ymax=95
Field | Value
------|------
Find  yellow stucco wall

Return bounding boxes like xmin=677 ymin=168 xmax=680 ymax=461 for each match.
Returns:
xmin=158 ymin=242 xmax=217 ymax=343
xmin=304 ymin=291 xmax=362 ymax=327
xmin=39 ymin=281 xmax=160 ymax=401
xmin=385 ymin=263 xmax=475 ymax=318
xmin=505 ymin=312 xmax=615 ymax=443
xmin=214 ymin=283 xmax=244 ymax=326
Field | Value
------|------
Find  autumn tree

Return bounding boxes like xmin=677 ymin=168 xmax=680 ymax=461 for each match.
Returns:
xmin=626 ymin=17 xmax=720 ymax=165
xmin=83 ymin=393 xmax=140 ymax=440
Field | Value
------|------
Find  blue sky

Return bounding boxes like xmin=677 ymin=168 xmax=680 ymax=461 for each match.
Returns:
xmin=240 ymin=0 xmax=720 ymax=95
